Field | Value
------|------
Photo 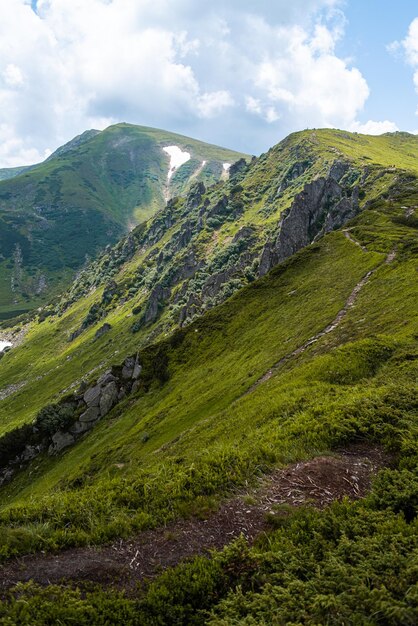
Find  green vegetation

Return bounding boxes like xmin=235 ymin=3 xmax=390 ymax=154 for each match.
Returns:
xmin=0 ymin=128 xmax=417 ymax=623
xmin=0 ymin=124 xmax=247 ymax=316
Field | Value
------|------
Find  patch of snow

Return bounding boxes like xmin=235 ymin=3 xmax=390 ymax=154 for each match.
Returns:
xmin=0 ymin=341 xmax=12 ymax=352
xmin=163 ymin=146 xmax=191 ymax=181
xmin=223 ymin=162 xmax=231 ymax=171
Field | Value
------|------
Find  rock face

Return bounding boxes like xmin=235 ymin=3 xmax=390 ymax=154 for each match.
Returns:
xmin=121 ymin=356 xmax=136 ymax=379
xmin=79 ymin=406 xmax=100 ymax=423
xmin=143 ymin=285 xmax=171 ymax=324
xmin=95 ymin=323 xmax=112 ymax=339
xmin=83 ymin=385 xmax=101 ymax=407
xmin=259 ymin=162 xmax=359 ymax=276
xmin=99 ymin=381 xmax=119 ymax=416
xmin=0 ymin=351 xmax=146 ymax=482
xmin=49 ymin=431 xmax=75 ymax=454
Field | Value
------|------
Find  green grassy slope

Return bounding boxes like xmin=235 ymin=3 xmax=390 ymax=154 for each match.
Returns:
xmin=0 ymin=182 xmax=416 ymax=546
xmin=0 ymin=165 xmax=31 ymax=182
xmin=0 ymin=129 xmax=416 ymax=440
xmin=0 ymin=124 xmax=247 ymax=318
xmin=0 ymin=130 xmax=417 ymax=623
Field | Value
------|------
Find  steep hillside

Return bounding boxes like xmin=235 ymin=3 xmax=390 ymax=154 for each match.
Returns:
xmin=0 ymin=124 xmax=246 ymax=318
xmin=0 ymin=129 xmax=417 ymax=623
xmin=9 ymin=129 xmax=415 ymax=348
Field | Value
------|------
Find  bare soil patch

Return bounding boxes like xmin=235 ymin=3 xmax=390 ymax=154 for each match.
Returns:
xmin=0 ymin=444 xmax=390 ymax=592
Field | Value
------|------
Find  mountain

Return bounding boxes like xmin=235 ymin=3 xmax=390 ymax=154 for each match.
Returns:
xmin=0 ymin=129 xmax=417 ymax=623
xmin=16 ymin=128 xmax=417 ymax=346
xmin=0 ymin=123 xmax=247 ymax=319
xmin=0 ymin=165 xmax=32 ymax=182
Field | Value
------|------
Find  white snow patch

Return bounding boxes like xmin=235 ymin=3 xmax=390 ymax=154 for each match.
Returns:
xmin=0 ymin=341 xmax=12 ymax=352
xmin=223 ymin=162 xmax=231 ymax=171
xmin=163 ymin=146 xmax=191 ymax=180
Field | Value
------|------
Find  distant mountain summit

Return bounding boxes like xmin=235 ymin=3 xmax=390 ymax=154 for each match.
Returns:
xmin=0 ymin=123 xmax=247 ymax=318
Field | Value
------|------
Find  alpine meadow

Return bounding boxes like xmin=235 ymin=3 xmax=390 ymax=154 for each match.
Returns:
xmin=0 ymin=1 xmax=417 ymax=624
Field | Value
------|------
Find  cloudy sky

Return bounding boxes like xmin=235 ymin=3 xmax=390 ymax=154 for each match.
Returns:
xmin=1 ymin=0 xmax=418 ymax=166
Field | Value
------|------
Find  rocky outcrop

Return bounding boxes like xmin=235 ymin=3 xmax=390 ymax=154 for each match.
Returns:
xmin=275 ymin=159 xmax=313 ymax=198
xmin=95 ymin=323 xmax=111 ymax=339
xmin=0 ymin=353 xmax=145 ymax=484
xmin=207 ymin=195 xmax=229 ymax=219
xmin=229 ymin=158 xmax=248 ymax=179
xmin=143 ymin=284 xmax=171 ymax=324
xmin=183 ymin=182 xmax=206 ymax=213
xmin=259 ymin=162 xmax=360 ymax=276
xmin=49 ymin=431 xmax=74 ymax=454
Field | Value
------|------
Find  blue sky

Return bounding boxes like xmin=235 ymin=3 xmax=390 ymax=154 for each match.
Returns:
xmin=337 ymin=1 xmax=418 ymax=131
xmin=1 ymin=0 xmax=418 ymax=166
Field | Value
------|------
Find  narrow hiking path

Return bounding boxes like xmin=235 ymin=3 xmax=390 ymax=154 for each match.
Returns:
xmin=343 ymin=228 xmax=368 ymax=252
xmin=245 ymin=248 xmax=396 ymax=395
xmin=0 ymin=444 xmax=390 ymax=592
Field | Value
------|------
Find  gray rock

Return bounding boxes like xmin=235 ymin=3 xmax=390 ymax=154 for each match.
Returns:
xmin=97 ymin=369 xmax=117 ymax=386
xmin=95 ymin=323 xmax=112 ymax=339
xmin=259 ymin=161 xmax=359 ymax=277
xmin=77 ymin=380 xmax=88 ymax=395
xmin=132 ymin=359 xmax=142 ymax=380
xmin=131 ymin=379 xmax=141 ymax=394
xmin=79 ymin=406 xmax=100 ymax=423
xmin=184 ymin=181 xmax=206 ymax=211
xmin=69 ymin=420 xmax=92 ymax=435
xmin=49 ymin=431 xmax=75 ymax=454
xmin=0 ymin=467 xmax=14 ymax=486
xmin=143 ymin=284 xmax=171 ymax=324
xmin=229 ymin=158 xmax=247 ymax=178
xmin=20 ymin=444 xmax=41 ymax=462
xmin=121 ymin=356 xmax=136 ymax=379
xmin=83 ymin=384 xmax=101 ymax=407
xmin=99 ymin=381 xmax=119 ymax=416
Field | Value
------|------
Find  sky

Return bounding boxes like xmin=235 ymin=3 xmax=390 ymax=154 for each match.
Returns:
xmin=1 ymin=1 xmax=418 ymax=166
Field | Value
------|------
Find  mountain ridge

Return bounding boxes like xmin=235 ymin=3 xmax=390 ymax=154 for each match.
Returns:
xmin=0 ymin=126 xmax=417 ymax=624
xmin=0 ymin=123 xmax=248 ymax=319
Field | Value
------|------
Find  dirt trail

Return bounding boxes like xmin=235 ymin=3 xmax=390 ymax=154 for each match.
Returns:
xmin=245 ymin=249 xmax=395 ymax=394
xmin=0 ymin=445 xmax=390 ymax=592
xmin=343 ymin=228 xmax=368 ymax=252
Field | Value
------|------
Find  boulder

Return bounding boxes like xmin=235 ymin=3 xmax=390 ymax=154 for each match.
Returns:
xmin=49 ymin=431 xmax=75 ymax=454
xmin=131 ymin=379 xmax=141 ymax=394
xmin=83 ymin=384 xmax=101 ymax=407
xmin=21 ymin=444 xmax=42 ymax=462
xmin=97 ymin=369 xmax=118 ymax=386
xmin=69 ymin=420 xmax=92 ymax=435
xmin=99 ymin=381 xmax=119 ymax=416
xmin=132 ymin=358 xmax=142 ymax=380
xmin=121 ymin=356 xmax=136 ymax=379
xmin=77 ymin=380 xmax=88 ymax=395
xmin=79 ymin=406 xmax=100 ymax=423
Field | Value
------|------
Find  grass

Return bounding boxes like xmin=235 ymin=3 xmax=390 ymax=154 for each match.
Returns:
xmin=0 ymin=130 xmax=417 ymax=623
xmin=0 ymin=199 xmax=416 ymax=552
xmin=0 ymin=123 xmax=248 ymax=315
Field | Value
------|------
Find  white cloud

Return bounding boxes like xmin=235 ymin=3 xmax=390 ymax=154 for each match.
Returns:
xmin=2 ymin=64 xmax=24 ymax=87
xmin=246 ymin=96 xmax=280 ymax=123
xmin=196 ymin=91 xmax=234 ymax=118
xmin=252 ymin=24 xmax=370 ymax=129
xmin=0 ymin=0 xmax=384 ymax=165
xmin=350 ymin=120 xmax=399 ymax=135
xmin=398 ymin=17 xmax=418 ymax=115
xmin=402 ymin=17 xmax=418 ymax=65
